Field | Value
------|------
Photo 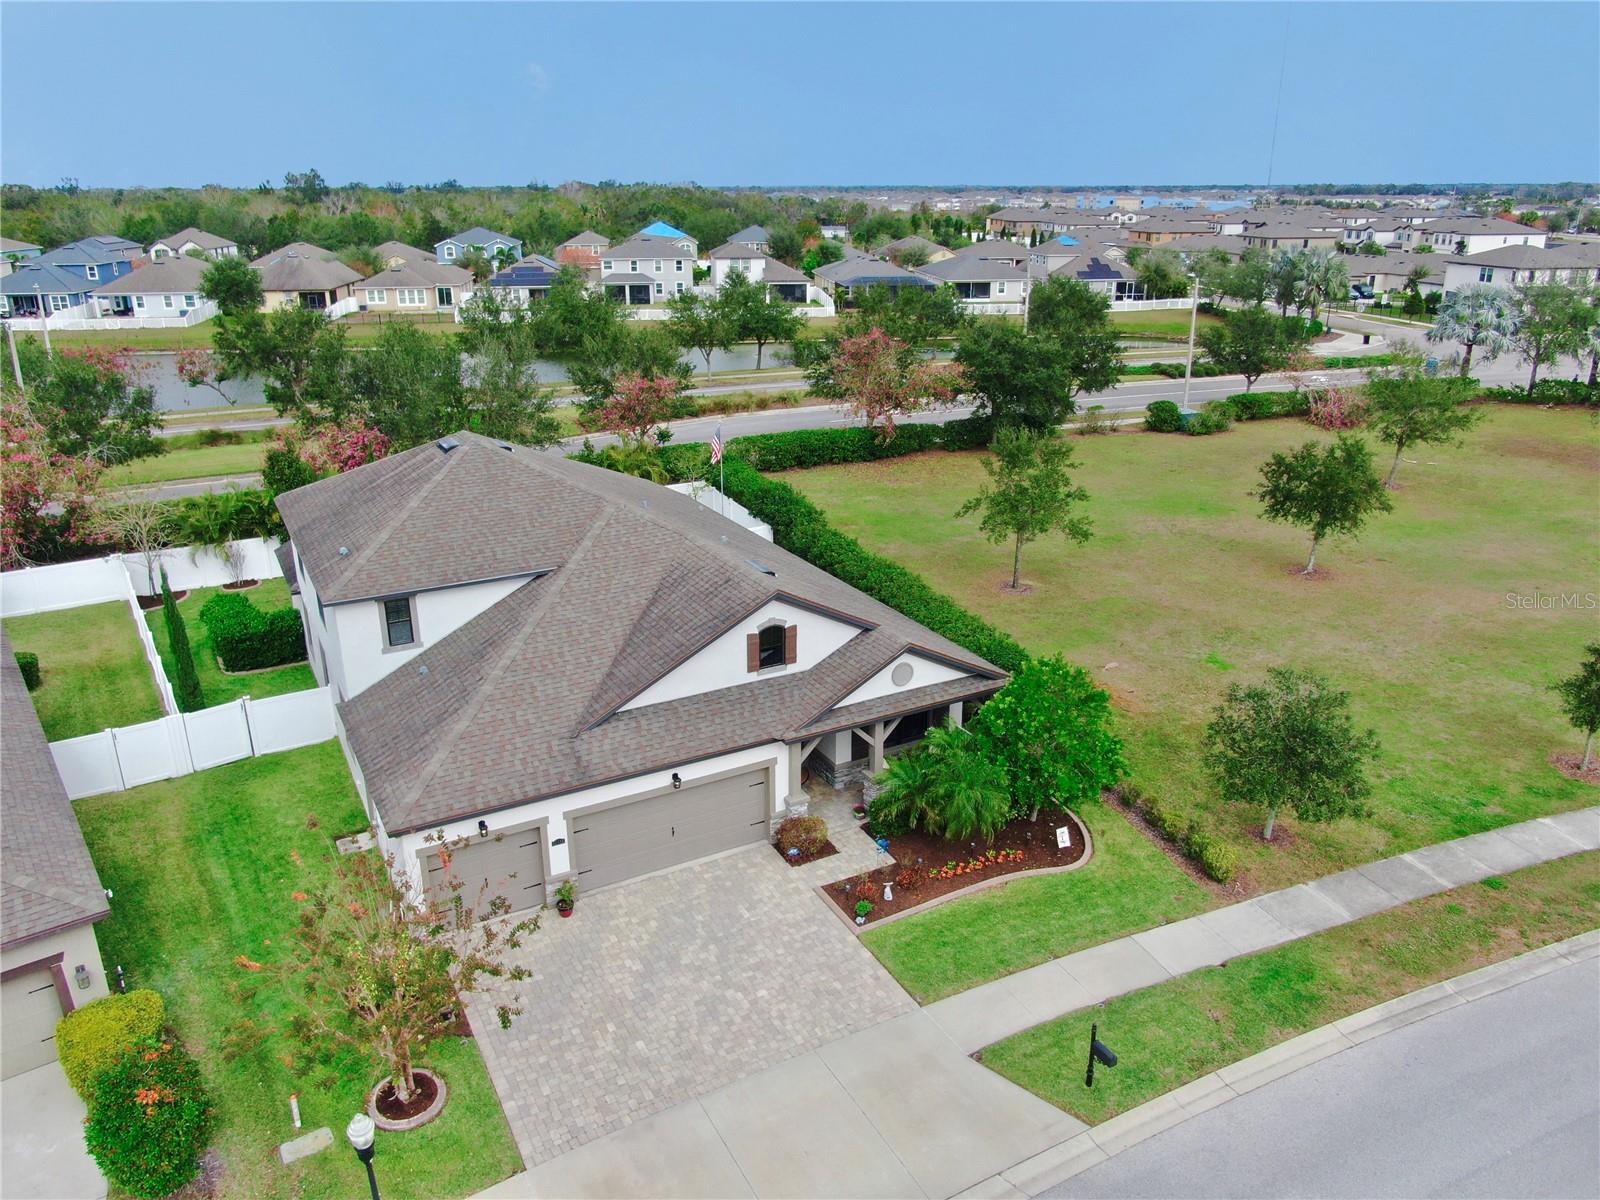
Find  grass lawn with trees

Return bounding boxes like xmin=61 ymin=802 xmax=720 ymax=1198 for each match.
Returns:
xmin=789 ymin=404 xmax=1597 ymax=929
xmin=980 ymin=851 xmax=1600 ymax=1125
xmin=1108 ymin=309 xmax=1224 ymax=339
xmin=145 ymin=579 xmax=317 ymax=706
xmin=74 ymin=743 xmax=524 ymax=1200
xmin=3 ymin=601 xmax=164 ymax=739
xmin=105 ymin=430 xmax=273 ymax=487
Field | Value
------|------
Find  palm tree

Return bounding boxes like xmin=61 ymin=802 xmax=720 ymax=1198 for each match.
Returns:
xmin=1299 ymin=248 xmax=1349 ymax=327
xmin=1426 ymin=284 xmax=1519 ymax=377
xmin=1269 ymin=249 xmax=1305 ymax=317
xmin=1403 ymin=263 xmax=1434 ymax=302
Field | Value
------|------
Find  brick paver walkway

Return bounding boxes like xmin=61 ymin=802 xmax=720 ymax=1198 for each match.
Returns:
xmin=464 ymin=843 xmax=912 ymax=1167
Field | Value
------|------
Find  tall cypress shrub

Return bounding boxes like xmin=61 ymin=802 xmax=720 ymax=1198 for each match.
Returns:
xmin=160 ymin=569 xmax=205 ymax=712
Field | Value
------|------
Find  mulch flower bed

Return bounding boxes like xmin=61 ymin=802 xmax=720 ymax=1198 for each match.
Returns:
xmin=774 ymin=839 xmax=840 ymax=868
xmin=137 ymin=590 xmax=186 ymax=609
xmin=824 ymin=809 xmax=1088 ymax=925
xmin=374 ymin=1070 xmax=440 ymax=1121
xmin=221 ymin=578 xmax=260 ymax=591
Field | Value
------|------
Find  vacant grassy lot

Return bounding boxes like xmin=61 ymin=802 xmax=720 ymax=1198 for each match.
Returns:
xmin=1110 ymin=308 xmax=1223 ymax=338
xmin=145 ymin=579 xmax=316 ymax=706
xmin=75 ymin=743 xmax=523 ymax=1199
xmin=790 ymin=406 xmax=1598 ymax=903
xmin=3 ymin=601 xmax=164 ymax=738
xmin=981 ymin=851 xmax=1600 ymax=1124
xmin=862 ymin=797 xmax=1210 ymax=1002
xmin=107 ymin=431 xmax=272 ymax=486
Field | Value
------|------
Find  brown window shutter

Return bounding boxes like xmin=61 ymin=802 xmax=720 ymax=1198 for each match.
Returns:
xmin=747 ymin=632 xmax=760 ymax=673
xmin=784 ymin=624 xmax=798 ymax=665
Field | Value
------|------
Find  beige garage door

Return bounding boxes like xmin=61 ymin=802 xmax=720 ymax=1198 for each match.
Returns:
xmin=1 ymin=968 xmax=65 ymax=1079
xmin=424 ymin=826 xmax=545 ymax=915
xmin=571 ymin=768 xmax=770 ymax=892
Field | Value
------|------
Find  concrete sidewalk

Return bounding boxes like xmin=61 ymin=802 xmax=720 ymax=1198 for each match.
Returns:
xmin=925 ymin=807 xmax=1600 ymax=1054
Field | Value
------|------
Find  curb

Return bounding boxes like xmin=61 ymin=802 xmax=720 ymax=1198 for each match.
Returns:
xmin=975 ymin=929 xmax=1600 ymax=1198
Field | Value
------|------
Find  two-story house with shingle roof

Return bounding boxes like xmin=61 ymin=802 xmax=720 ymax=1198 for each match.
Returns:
xmin=275 ymin=433 xmax=1005 ymax=909
xmin=601 ymin=233 xmax=697 ymax=304
xmin=31 ymin=235 xmax=142 ymax=287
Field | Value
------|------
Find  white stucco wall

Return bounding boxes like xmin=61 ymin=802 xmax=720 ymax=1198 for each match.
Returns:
xmin=833 ymin=652 xmax=972 ymax=709
xmin=621 ymin=599 xmax=861 ymax=713
xmin=389 ymin=740 xmax=792 ymax=893
xmin=328 ymin=575 xmax=535 ymax=699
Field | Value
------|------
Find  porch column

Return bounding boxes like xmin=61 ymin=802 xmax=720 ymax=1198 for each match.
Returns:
xmin=786 ymin=737 xmax=821 ymax=815
xmin=947 ymin=701 xmax=964 ymax=729
xmin=868 ymin=721 xmax=886 ymax=774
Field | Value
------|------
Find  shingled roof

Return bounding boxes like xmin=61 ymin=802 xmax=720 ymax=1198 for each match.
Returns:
xmin=1 ymin=632 xmax=109 ymax=951
xmin=311 ymin=435 xmax=1005 ymax=833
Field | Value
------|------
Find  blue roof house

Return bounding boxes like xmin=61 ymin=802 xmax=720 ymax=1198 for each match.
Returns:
xmin=0 ymin=262 xmax=98 ymax=317
xmin=31 ymin=235 xmax=142 ymax=286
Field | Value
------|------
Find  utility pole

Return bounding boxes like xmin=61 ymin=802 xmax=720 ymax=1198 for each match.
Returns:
xmin=1181 ymin=272 xmax=1200 ymax=413
xmin=5 ymin=321 xmax=22 ymax=388
xmin=33 ymin=284 xmax=53 ymax=355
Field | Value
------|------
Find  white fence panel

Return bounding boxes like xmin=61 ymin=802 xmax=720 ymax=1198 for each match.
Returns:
xmin=50 ymin=733 xmax=125 ymax=800
xmin=245 ymin=689 xmax=336 ymax=755
xmin=111 ymin=717 xmax=190 ymax=789
xmin=133 ymin=537 xmax=284 ymax=595
xmin=325 ymin=296 xmax=361 ymax=320
xmin=1109 ymin=297 xmax=1195 ymax=312
xmin=182 ymin=700 xmax=255 ymax=771
xmin=124 ymin=591 xmax=178 ymax=716
xmin=1 ymin=308 xmax=215 ymax=332
xmin=0 ymin=556 xmax=129 ymax=617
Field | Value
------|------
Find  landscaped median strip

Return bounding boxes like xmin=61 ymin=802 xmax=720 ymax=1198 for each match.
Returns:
xmin=923 ymin=806 xmax=1599 ymax=1055
xmin=966 ymin=927 xmax=1600 ymax=1199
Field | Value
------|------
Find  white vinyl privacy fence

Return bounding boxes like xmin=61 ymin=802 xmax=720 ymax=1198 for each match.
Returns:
xmin=2 ymin=538 xmax=339 ymax=798
xmin=49 ymin=690 xmax=338 ymax=800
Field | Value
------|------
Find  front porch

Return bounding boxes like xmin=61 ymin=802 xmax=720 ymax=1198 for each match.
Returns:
xmin=788 ymin=698 xmax=969 ymax=799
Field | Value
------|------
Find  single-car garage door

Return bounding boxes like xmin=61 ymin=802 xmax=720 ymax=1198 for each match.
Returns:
xmin=571 ymin=768 xmax=770 ymax=892
xmin=2 ymin=967 xmax=65 ymax=1079
xmin=424 ymin=826 xmax=546 ymax=915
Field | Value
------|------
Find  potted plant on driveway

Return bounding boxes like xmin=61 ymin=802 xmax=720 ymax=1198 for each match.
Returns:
xmin=554 ymin=879 xmax=576 ymax=918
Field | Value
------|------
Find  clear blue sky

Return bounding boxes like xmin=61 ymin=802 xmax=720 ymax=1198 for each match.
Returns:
xmin=3 ymin=1 xmax=1596 ymax=188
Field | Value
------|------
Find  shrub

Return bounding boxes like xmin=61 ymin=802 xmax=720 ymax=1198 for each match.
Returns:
xmin=727 ymin=417 xmax=992 ymax=473
xmin=1225 ymin=391 xmax=1308 ymax=421
xmin=1306 ymin=389 xmax=1367 ymax=430
xmin=1147 ymin=360 xmax=1229 ymax=380
xmin=199 ymin=591 xmax=307 ymax=672
xmin=1190 ymin=831 xmax=1239 ymax=884
xmin=1144 ymin=400 xmax=1184 ymax=432
xmin=1118 ymin=785 xmax=1237 ymax=884
xmin=83 ymin=1036 xmax=213 ymax=1199
xmin=774 ymin=815 xmax=828 ymax=857
xmin=870 ymin=725 xmax=1011 ymax=844
xmin=262 ymin=446 xmax=319 ymax=498
xmin=1479 ymin=380 xmax=1600 ymax=407
xmin=893 ymin=866 xmax=922 ymax=892
xmin=14 ymin=650 xmax=40 ymax=690
xmin=1186 ymin=403 xmax=1234 ymax=436
xmin=161 ymin=570 xmax=205 ymax=712
xmin=56 ymin=990 xmax=166 ymax=1102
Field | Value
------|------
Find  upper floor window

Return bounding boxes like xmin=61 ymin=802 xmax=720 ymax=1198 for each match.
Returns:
xmin=383 ymin=597 xmax=416 ymax=648
xmin=749 ymin=622 xmax=797 ymax=672
xmin=442 ymin=244 xmax=457 ymax=259
xmin=1479 ymin=267 xmax=1494 ymax=283
xmin=85 ymin=264 xmax=99 ymax=280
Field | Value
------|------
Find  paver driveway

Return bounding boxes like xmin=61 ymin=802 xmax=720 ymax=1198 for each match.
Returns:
xmin=464 ymin=844 xmax=913 ymax=1167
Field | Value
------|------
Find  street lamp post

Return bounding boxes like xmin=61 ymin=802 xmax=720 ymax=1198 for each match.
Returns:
xmin=1180 ymin=272 xmax=1200 ymax=413
xmin=346 ymin=1113 xmax=381 ymax=1200
xmin=32 ymin=284 xmax=53 ymax=355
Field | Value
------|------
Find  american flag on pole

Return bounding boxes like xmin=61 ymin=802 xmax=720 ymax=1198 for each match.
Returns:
xmin=710 ymin=423 xmax=724 ymax=464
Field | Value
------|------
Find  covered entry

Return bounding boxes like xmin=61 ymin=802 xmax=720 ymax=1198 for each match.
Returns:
xmin=424 ymin=825 xmax=546 ymax=915
xmin=1 ymin=966 xmax=66 ymax=1079
xmin=570 ymin=767 xmax=771 ymax=892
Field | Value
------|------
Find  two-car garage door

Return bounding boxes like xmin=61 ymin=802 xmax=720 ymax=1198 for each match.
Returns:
xmin=570 ymin=768 xmax=770 ymax=892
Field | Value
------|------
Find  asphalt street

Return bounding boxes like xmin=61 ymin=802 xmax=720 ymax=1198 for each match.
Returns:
xmin=1045 ymin=955 xmax=1600 ymax=1200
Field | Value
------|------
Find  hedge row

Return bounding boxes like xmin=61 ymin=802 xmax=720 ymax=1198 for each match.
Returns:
xmin=724 ymin=416 xmax=992 ymax=473
xmin=1118 ymin=783 xmax=1238 ymax=883
xmin=199 ymin=591 xmax=307 ymax=672
xmin=13 ymin=650 xmax=40 ymax=690
xmin=712 ymin=456 xmax=1031 ymax=674
xmin=1480 ymin=380 xmax=1599 ymax=407
xmin=56 ymin=990 xmax=166 ymax=1102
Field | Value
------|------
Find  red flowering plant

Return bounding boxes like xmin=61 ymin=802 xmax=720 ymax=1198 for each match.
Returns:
xmin=1 ymin=398 xmax=103 ymax=567
xmin=584 ymin=371 xmax=685 ymax=445
xmin=832 ymin=328 xmax=966 ymax=442
xmin=298 ymin=418 xmax=390 ymax=474
xmin=1306 ymin=385 xmax=1368 ymax=431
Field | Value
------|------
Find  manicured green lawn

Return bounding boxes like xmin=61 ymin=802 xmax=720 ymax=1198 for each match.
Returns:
xmin=790 ymin=405 xmax=1598 ymax=901
xmin=106 ymin=439 xmax=269 ymax=486
xmin=863 ymin=798 xmax=1211 ymax=1002
xmin=1110 ymin=309 xmax=1223 ymax=338
xmin=145 ymin=580 xmax=316 ymax=707
xmin=75 ymin=744 xmax=524 ymax=1199
xmin=980 ymin=852 xmax=1600 ymax=1124
xmin=3 ymin=602 xmax=164 ymax=739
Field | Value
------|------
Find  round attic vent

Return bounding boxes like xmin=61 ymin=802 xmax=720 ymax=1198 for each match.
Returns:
xmin=891 ymin=661 xmax=914 ymax=688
